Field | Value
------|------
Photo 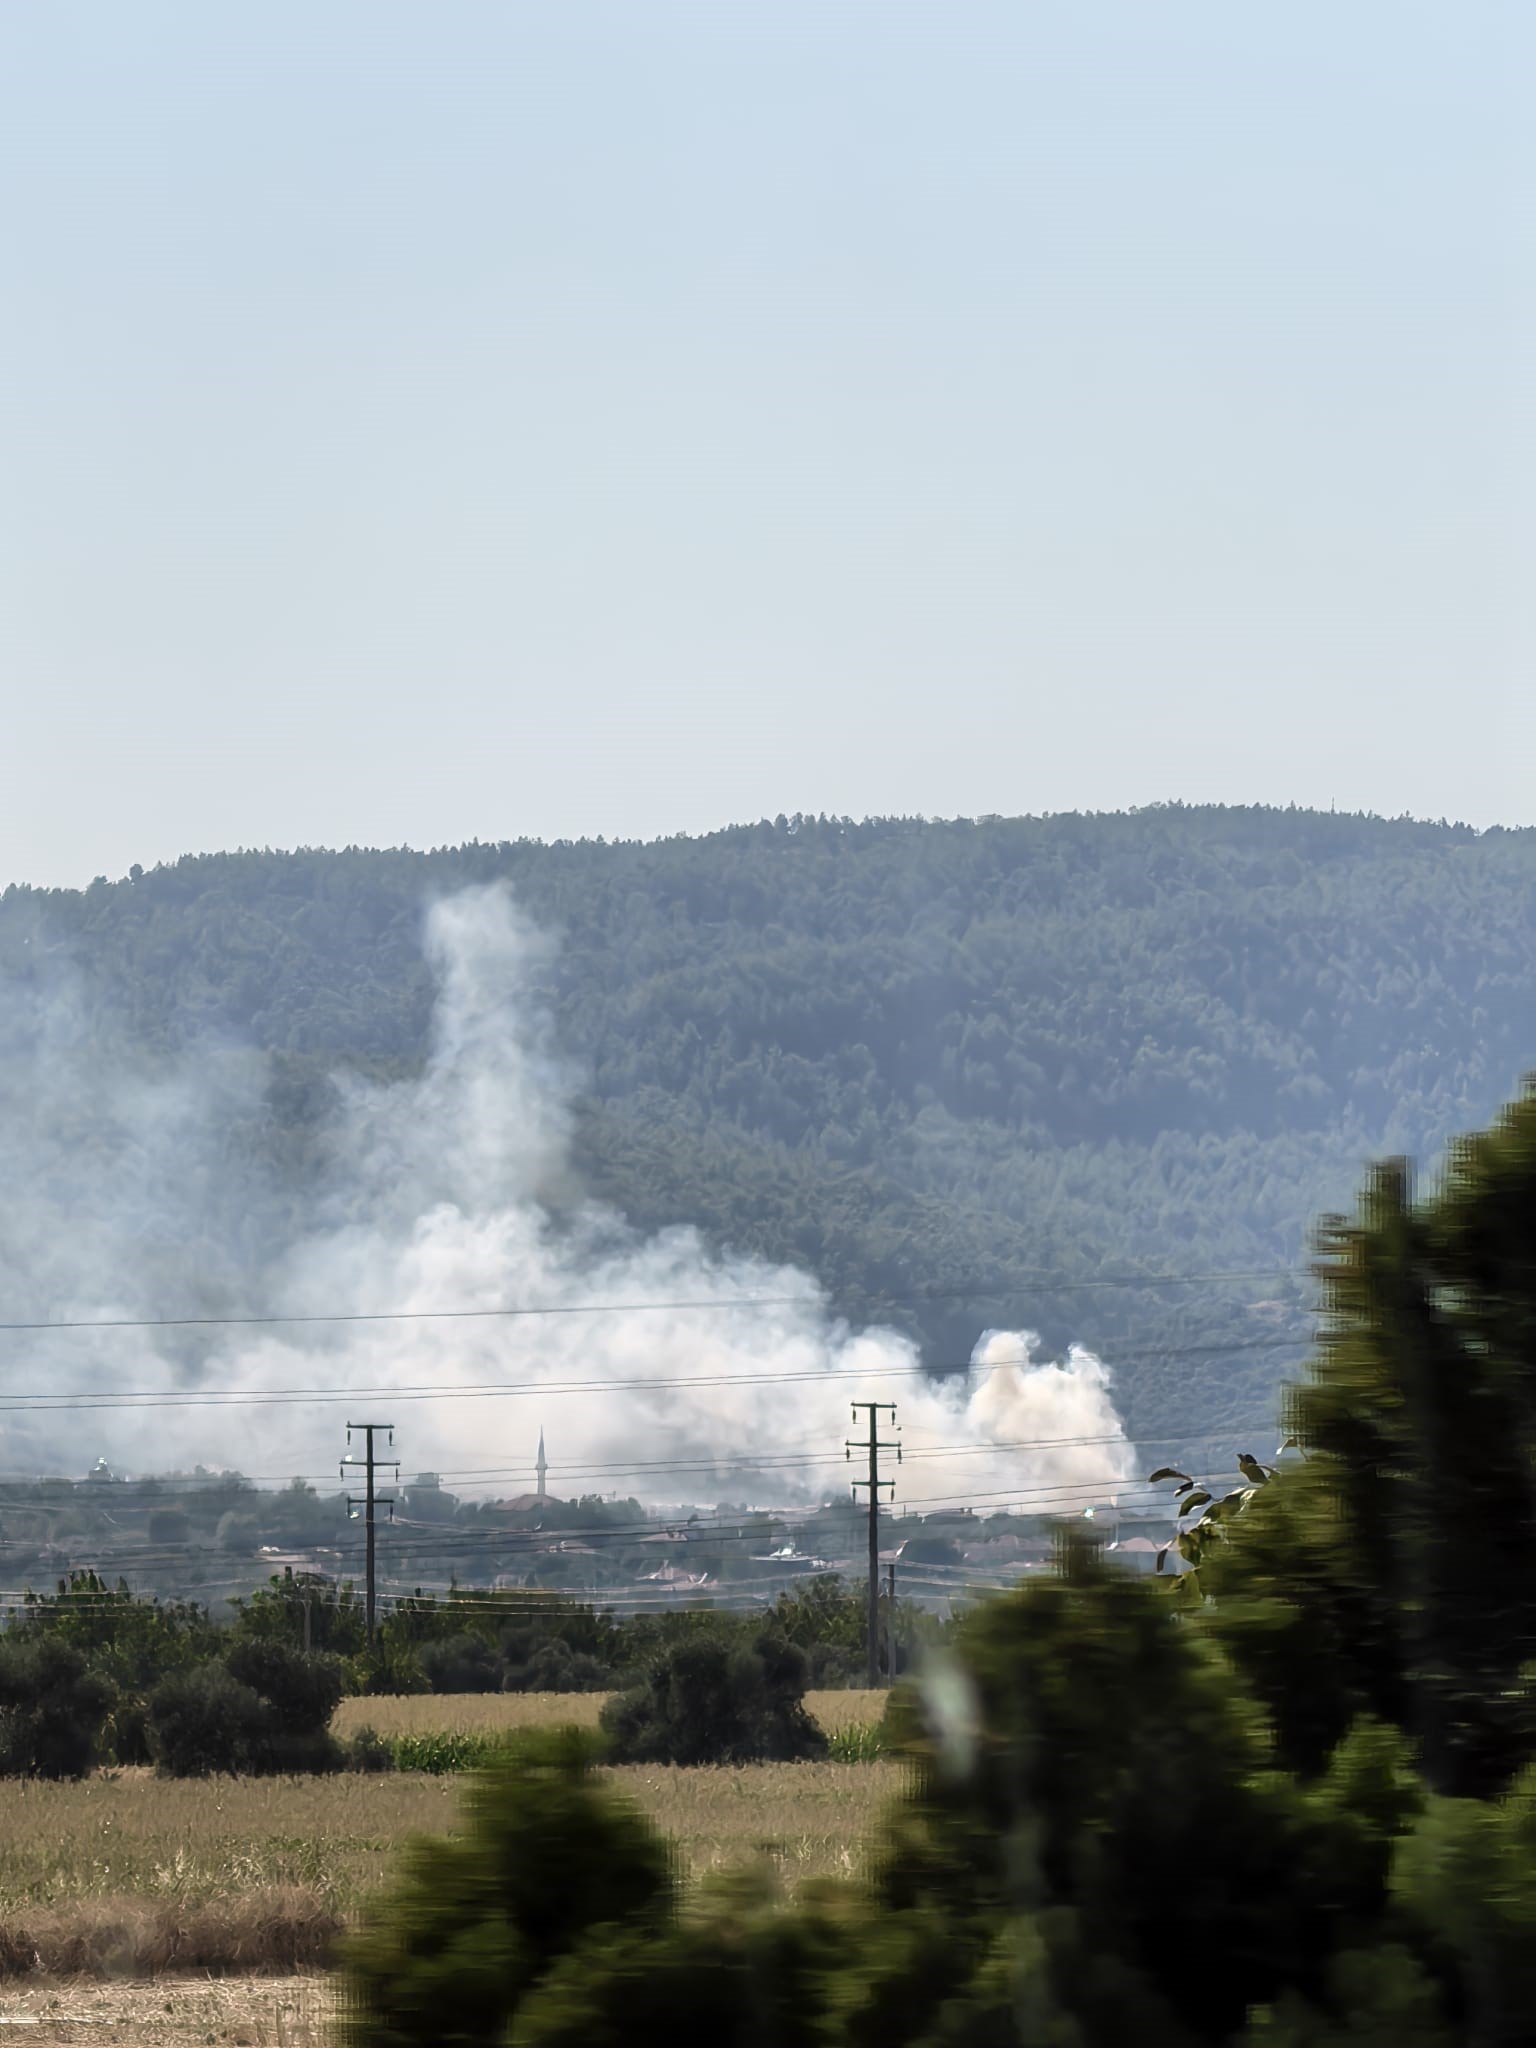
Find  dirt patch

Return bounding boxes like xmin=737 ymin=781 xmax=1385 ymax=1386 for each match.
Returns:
xmin=0 ymin=1972 xmax=334 ymax=2044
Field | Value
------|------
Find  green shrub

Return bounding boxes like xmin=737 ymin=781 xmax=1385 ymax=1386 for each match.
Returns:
xmin=506 ymin=1638 xmax=610 ymax=1693
xmin=147 ymin=1663 xmax=266 ymax=1776
xmin=419 ymin=1633 xmax=503 ymax=1693
xmin=508 ymin=1877 xmax=845 ymax=2048
xmin=345 ymin=1642 xmax=430 ymax=1697
xmin=0 ymin=1637 xmax=113 ymax=1779
xmin=601 ymin=1631 xmax=827 ymax=1766
xmin=148 ymin=1644 xmax=344 ymax=1775
xmin=101 ymin=1689 xmax=153 ymax=1767
xmin=344 ymin=1728 xmax=675 ymax=2048
xmin=345 ymin=1725 xmax=397 ymax=1774
xmin=225 ymin=1639 xmax=345 ymax=1738
xmin=1389 ymin=1767 xmax=1536 ymax=2044
xmin=826 ymin=1722 xmax=886 ymax=1763
xmin=877 ymin=1679 xmax=925 ymax=1758
xmin=806 ymin=1643 xmax=865 ymax=1688
xmin=13 ymin=1574 xmax=215 ymax=1693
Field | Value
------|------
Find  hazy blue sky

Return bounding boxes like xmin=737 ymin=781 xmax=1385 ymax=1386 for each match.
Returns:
xmin=3 ymin=5 xmax=1530 ymax=886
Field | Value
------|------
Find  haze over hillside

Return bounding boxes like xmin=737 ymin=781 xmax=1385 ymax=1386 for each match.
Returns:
xmin=2 ymin=804 xmax=1533 ymax=1468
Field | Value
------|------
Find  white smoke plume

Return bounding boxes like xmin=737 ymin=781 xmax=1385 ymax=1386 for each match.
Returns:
xmin=0 ymin=887 xmax=1134 ymax=1516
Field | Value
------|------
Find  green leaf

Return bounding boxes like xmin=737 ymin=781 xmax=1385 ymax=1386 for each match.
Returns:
xmin=1148 ymin=1468 xmax=1192 ymax=1486
xmin=1200 ymin=1490 xmax=1249 ymax=1523
xmin=1177 ymin=1490 xmax=1213 ymax=1517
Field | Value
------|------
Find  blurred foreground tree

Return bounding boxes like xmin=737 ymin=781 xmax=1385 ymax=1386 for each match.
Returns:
xmin=1209 ymin=1087 xmax=1536 ymax=1797
xmin=345 ymin=1088 xmax=1536 ymax=2047
xmin=344 ymin=1729 xmax=675 ymax=2048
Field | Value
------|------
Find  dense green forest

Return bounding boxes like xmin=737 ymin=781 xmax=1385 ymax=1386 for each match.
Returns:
xmin=3 ymin=804 xmax=1534 ymax=1446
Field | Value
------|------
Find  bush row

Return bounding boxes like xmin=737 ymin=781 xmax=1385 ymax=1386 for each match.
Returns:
xmin=0 ymin=1617 xmax=853 ymax=1777
xmin=0 ymin=1634 xmax=347 ymax=1778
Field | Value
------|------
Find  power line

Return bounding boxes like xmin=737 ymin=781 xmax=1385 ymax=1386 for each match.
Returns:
xmin=7 ymin=1478 xmax=1220 ymax=1608
xmin=0 ymin=1469 xmax=1209 ymax=1579
xmin=0 ymin=1265 xmax=1304 ymax=1338
xmin=0 ymin=1426 xmax=1274 ymax=1520
xmin=0 ymin=1333 xmax=1309 ymax=1414
xmin=343 ymin=1493 xmax=1186 ymax=1564
xmin=0 ymin=1484 xmax=1199 ymax=1579
xmin=264 ymin=1426 xmax=1250 ymax=1489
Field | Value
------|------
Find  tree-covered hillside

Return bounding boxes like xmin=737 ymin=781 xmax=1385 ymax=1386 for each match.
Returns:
xmin=4 ymin=805 xmax=1534 ymax=1445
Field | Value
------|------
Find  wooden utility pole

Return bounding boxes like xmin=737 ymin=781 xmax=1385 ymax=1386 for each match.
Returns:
xmin=886 ymin=1559 xmax=897 ymax=1681
xmin=846 ymin=1402 xmax=900 ymax=1688
xmin=342 ymin=1423 xmax=399 ymax=1646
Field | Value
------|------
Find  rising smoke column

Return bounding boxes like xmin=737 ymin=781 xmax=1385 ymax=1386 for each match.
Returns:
xmin=894 ymin=1330 xmax=1138 ymax=1516
xmin=0 ymin=886 xmax=1136 ymax=1510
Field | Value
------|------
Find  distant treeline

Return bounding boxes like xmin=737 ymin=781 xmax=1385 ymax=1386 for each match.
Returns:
xmin=0 ymin=1467 xmax=1043 ymax=1612
xmin=0 ymin=1569 xmax=895 ymax=1779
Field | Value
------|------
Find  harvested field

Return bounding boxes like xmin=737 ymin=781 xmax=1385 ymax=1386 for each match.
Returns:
xmin=0 ymin=1760 xmax=900 ymax=1980
xmin=613 ymin=1759 xmax=899 ymax=1884
xmin=0 ymin=1689 xmax=899 ymax=2035
xmin=0 ymin=1773 xmax=460 ymax=1923
xmin=330 ymin=1687 xmax=884 ymax=1740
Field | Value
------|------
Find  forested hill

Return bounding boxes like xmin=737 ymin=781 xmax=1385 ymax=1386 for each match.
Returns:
xmin=4 ymin=805 xmax=1536 ymax=1444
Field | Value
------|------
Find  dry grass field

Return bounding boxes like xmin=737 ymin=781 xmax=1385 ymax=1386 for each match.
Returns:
xmin=330 ymin=1687 xmax=884 ymax=1739
xmin=0 ymin=1690 xmax=898 ymax=2041
xmin=0 ymin=1772 xmax=461 ymax=1921
xmin=0 ymin=1759 xmax=897 ymax=1924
